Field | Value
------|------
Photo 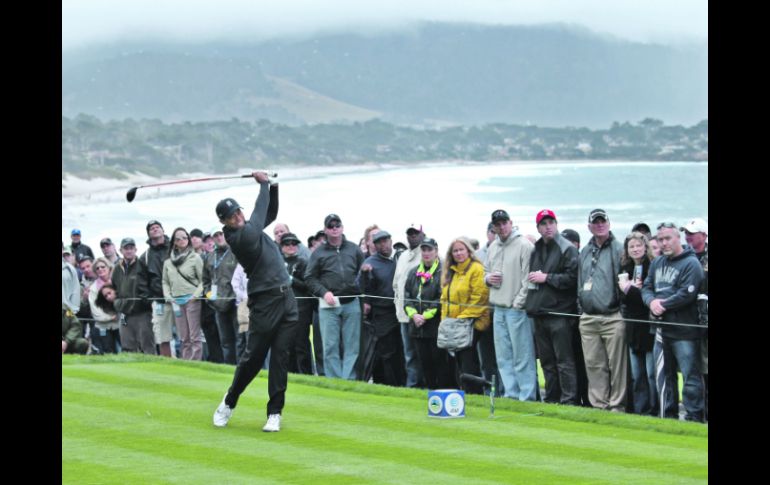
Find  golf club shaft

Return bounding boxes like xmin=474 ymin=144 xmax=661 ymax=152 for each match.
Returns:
xmin=137 ymin=172 xmax=276 ymax=190
xmin=126 ymin=172 xmax=277 ymax=202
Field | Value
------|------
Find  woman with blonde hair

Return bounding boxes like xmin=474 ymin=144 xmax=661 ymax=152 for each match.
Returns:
xmin=618 ymin=231 xmax=657 ymax=415
xmin=88 ymin=257 xmax=121 ymax=353
xmin=440 ymin=236 xmax=491 ymax=394
xmin=162 ymin=227 xmax=205 ymax=360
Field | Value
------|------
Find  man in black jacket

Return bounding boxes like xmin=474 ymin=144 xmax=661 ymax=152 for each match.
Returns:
xmin=213 ymin=172 xmax=298 ymax=433
xmin=141 ymin=220 xmax=174 ymax=357
xmin=112 ymin=238 xmax=156 ymax=354
xmin=525 ymin=210 xmax=580 ymax=405
xmin=304 ymin=214 xmax=365 ymax=380
xmin=359 ymin=230 xmax=405 ymax=386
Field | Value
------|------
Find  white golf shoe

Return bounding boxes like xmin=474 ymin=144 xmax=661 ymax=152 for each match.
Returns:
xmin=262 ymin=414 xmax=281 ymax=432
xmin=213 ymin=394 xmax=233 ymax=427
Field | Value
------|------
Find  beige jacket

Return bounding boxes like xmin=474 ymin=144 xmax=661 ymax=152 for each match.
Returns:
xmin=485 ymin=231 xmax=534 ymax=309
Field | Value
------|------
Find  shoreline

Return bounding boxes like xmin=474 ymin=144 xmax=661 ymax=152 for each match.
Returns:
xmin=61 ymin=159 xmax=705 ymax=201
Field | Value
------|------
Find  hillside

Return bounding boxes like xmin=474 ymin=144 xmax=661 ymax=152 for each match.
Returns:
xmin=62 ymin=22 xmax=707 ymax=128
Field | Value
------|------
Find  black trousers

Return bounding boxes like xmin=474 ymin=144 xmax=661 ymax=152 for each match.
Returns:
xmin=414 ymin=337 xmax=455 ymax=389
xmin=288 ymin=302 xmax=313 ymax=375
xmin=372 ymin=325 xmax=406 ymax=387
xmin=571 ymin=318 xmax=592 ymax=406
xmin=534 ymin=316 xmax=578 ymax=405
xmin=225 ymin=286 xmax=299 ymax=417
xmin=201 ymin=305 xmax=224 ymax=364
xmin=454 ymin=329 xmax=483 ymax=395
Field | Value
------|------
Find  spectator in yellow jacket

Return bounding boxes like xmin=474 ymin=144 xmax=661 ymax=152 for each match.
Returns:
xmin=440 ymin=236 xmax=490 ymax=394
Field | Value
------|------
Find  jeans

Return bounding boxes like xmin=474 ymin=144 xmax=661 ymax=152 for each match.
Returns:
xmin=215 ymin=306 xmax=240 ymax=365
xmin=493 ymin=307 xmax=537 ymax=401
xmin=629 ymin=349 xmax=657 ymax=415
xmin=318 ymin=298 xmax=361 ymax=380
xmin=401 ymin=322 xmax=424 ymax=387
xmin=654 ymin=337 xmax=704 ymax=422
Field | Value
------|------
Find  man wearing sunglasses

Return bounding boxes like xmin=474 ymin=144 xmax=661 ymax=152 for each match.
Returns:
xmin=213 ymin=171 xmax=298 ymax=433
xmin=642 ymin=222 xmax=705 ymax=422
xmin=305 ymin=213 xmax=365 ymax=381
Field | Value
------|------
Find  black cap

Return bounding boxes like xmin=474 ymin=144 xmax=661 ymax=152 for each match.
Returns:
xmin=146 ymin=220 xmax=163 ymax=234
xmin=420 ymin=237 xmax=439 ymax=249
xmin=486 ymin=222 xmax=495 ymax=232
xmin=280 ymin=232 xmax=301 ymax=245
xmin=560 ymin=229 xmax=580 ymax=245
xmin=120 ymin=237 xmax=136 ymax=248
xmin=372 ymin=230 xmax=391 ymax=243
xmin=314 ymin=230 xmax=326 ymax=239
xmin=588 ymin=208 xmax=609 ymax=223
xmin=100 ymin=237 xmax=113 ymax=247
xmin=393 ymin=242 xmax=408 ymax=251
xmin=190 ymin=228 xmax=204 ymax=239
xmin=632 ymin=222 xmax=652 ymax=234
xmin=76 ymin=254 xmax=93 ymax=263
xmin=324 ymin=214 xmax=342 ymax=228
xmin=491 ymin=209 xmax=510 ymax=224
xmin=216 ymin=198 xmax=243 ymax=220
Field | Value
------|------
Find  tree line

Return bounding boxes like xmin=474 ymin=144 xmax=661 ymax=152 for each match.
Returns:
xmin=62 ymin=115 xmax=708 ymax=179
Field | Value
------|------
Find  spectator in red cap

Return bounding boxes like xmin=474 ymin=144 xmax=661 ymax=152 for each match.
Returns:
xmin=524 ymin=209 xmax=580 ymax=405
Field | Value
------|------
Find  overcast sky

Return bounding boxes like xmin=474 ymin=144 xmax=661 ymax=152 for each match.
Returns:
xmin=62 ymin=0 xmax=707 ymax=50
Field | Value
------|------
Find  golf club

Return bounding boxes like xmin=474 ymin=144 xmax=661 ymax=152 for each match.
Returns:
xmin=459 ymin=373 xmax=496 ymax=417
xmin=126 ymin=172 xmax=278 ymax=202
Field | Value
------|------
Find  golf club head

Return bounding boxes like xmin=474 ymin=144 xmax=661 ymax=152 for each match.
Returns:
xmin=126 ymin=187 xmax=138 ymax=202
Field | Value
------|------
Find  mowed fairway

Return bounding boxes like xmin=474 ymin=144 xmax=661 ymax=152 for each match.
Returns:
xmin=62 ymin=355 xmax=707 ymax=484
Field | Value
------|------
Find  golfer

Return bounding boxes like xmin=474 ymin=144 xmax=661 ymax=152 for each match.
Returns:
xmin=213 ymin=171 xmax=298 ymax=432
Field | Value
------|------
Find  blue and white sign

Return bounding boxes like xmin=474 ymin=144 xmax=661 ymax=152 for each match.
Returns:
xmin=428 ymin=389 xmax=465 ymax=418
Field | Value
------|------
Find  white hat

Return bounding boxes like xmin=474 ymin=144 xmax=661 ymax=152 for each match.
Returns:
xmin=680 ymin=218 xmax=708 ymax=235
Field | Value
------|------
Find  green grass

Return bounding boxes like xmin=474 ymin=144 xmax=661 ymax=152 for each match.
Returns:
xmin=63 ymin=354 xmax=707 ymax=484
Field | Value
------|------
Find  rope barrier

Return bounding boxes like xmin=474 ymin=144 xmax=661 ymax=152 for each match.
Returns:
xmin=74 ymin=292 xmax=706 ymax=328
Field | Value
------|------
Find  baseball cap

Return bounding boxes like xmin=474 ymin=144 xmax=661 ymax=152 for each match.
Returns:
xmin=62 ymin=244 xmax=72 ymax=255
xmin=420 ymin=237 xmax=439 ymax=249
xmin=76 ymin=254 xmax=93 ymax=263
xmin=120 ymin=237 xmax=136 ymax=248
xmin=588 ymin=209 xmax=609 ymax=223
xmin=324 ymin=214 xmax=342 ymax=228
xmin=632 ymin=222 xmax=652 ymax=234
xmin=372 ymin=230 xmax=392 ymax=243
xmin=189 ymin=228 xmax=204 ymax=239
xmin=491 ymin=209 xmax=510 ymax=224
xmin=406 ymin=223 xmax=423 ymax=234
xmin=280 ymin=232 xmax=301 ymax=245
xmin=536 ymin=209 xmax=557 ymax=224
xmin=71 ymin=229 xmax=81 ymax=236
xmin=560 ymin=229 xmax=580 ymax=245
xmin=202 ymin=232 xmax=212 ymax=241
xmin=100 ymin=237 xmax=113 ymax=247
xmin=146 ymin=220 xmax=163 ymax=234
xmin=680 ymin=218 xmax=708 ymax=235
xmin=216 ymin=198 xmax=243 ymax=220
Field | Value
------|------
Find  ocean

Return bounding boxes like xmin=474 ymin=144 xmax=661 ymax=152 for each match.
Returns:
xmin=62 ymin=160 xmax=707 ymax=255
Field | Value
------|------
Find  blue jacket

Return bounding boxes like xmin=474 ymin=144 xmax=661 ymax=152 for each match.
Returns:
xmin=641 ymin=247 xmax=704 ymax=340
